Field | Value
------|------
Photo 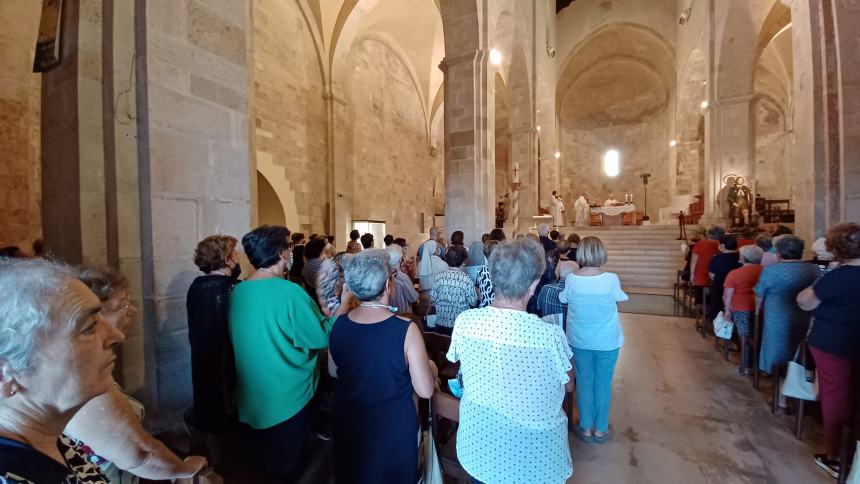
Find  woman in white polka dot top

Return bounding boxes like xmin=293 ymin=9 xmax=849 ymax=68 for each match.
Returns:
xmin=447 ymin=238 xmax=574 ymax=483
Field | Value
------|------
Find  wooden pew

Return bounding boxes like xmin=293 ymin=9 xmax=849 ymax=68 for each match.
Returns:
xmin=431 ymin=392 xmax=470 ymax=482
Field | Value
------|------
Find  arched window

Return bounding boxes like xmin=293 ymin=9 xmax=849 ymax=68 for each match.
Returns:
xmin=603 ymin=149 xmax=620 ymax=177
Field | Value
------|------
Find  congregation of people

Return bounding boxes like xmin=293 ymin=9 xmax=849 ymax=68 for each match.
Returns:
xmin=686 ymin=222 xmax=860 ymax=479
xmin=0 ymin=219 xmax=858 ymax=482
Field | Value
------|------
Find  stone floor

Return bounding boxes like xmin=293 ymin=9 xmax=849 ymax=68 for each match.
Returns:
xmin=567 ymin=313 xmax=829 ymax=484
xmin=208 ymin=312 xmax=831 ymax=483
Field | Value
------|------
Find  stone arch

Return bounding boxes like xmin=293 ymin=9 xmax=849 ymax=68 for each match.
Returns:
xmin=556 ymin=22 xmax=675 ymax=220
xmin=755 ymin=1 xmax=791 ymax=65
xmin=713 ymin=0 xmax=759 ymax=98
xmin=255 ymin=163 xmax=300 ymax=230
xmin=256 ymin=171 xmax=287 ymax=226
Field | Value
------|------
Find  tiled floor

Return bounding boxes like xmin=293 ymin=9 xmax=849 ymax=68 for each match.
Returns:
xmin=566 ymin=313 xmax=829 ymax=483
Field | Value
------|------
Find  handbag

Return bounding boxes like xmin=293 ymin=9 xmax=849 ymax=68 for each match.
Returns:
xmin=418 ymin=401 xmax=444 ymax=484
xmin=847 ymin=440 xmax=860 ymax=484
xmin=780 ymin=343 xmax=818 ymax=401
xmin=712 ymin=311 xmax=734 ymax=339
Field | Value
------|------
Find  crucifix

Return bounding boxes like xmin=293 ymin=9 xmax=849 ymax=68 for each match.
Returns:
xmin=512 ymin=165 xmax=520 ymax=181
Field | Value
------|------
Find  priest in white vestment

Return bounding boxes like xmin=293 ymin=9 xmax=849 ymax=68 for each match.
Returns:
xmin=549 ymin=191 xmax=565 ymax=227
xmin=604 ymin=194 xmax=620 ymax=206
xmin=574 ymin=195 xmax=590 ymax=227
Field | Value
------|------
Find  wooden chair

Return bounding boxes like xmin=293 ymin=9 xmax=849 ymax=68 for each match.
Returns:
xmin=431 ymin=392 xmax=471 ymax=482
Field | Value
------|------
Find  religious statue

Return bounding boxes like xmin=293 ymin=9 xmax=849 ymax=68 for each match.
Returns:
xmin=726 ymin=176 xmax=753 ymax=227
xmin=549 ymin=191 xmax=565 ymax=227
xmin=574 ymin=194 xmax=590 ymax=227
xmin=496 ymin=193 xmax=510 ymax=228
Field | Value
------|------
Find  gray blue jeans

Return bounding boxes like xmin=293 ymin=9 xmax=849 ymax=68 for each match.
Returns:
xmin=572 ymin=347 xmax=620 ymax=433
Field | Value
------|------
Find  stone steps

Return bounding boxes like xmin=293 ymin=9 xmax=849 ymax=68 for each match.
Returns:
xmin=562 ymin=225 xmax=693 ymax=289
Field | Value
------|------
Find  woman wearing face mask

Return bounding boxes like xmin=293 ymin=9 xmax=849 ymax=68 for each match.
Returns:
xmin=229 ymin=226 xmax=352 ymax=480
xmin=185 ymin=235 xmax=243 ymax=465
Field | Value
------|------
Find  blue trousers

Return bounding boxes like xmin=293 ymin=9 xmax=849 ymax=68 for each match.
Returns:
xmin=572 ymin=347 xmax=620 ymax=433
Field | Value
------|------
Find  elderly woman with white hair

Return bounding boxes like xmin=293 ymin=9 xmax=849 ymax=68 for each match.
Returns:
xmin=723 ymin=244 xmax=765 ymax=374
xmin=447 ymin=239 xmax=573 ymax=483
xmin=328 ymin=249 xmax=436 ymax=482
xmin=0 ymin=258 xmax=125 ymax=482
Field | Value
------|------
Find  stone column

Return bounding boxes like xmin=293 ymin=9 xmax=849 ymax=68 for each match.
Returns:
xmin=702 ymin=94 xmax=755 ymax=225
xmin=439 ymin=51 xmax=495 ymax=244
xmin=326 ymin=88 xmax=354 ymax=247
xmin=509 ymin=126 xmax=537 ymax=233
xmin=783 ymin=0 xmax=859 ymax=243
xmin=134 ymin=0 xmax=252 ymax=428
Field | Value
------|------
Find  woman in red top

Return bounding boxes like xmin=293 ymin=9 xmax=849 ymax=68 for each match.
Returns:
xmin=723 ymin=244 xmax=765 ymax=374
xmin=690 ymin=226 xmax=724 ymax=305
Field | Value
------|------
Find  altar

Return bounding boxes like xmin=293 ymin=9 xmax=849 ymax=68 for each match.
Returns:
xmin=591 ymin=204 xmax=636 ymax=226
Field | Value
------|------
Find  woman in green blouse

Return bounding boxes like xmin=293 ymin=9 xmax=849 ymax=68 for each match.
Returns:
xmin=229 ymin=225 xmax=350 ymax=480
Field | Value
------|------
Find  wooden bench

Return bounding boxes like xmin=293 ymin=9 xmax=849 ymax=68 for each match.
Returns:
xmin=431 ymin=392 xmax=470 ymax=482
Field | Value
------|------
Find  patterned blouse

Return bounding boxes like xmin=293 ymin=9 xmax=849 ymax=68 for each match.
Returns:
xmin=447 ymin=307 xmax=573 ymax=483
xmin=0 ymin=434 xmax=110 ymax=484
xmin=430 ymin=268 xmax=477 ymax=328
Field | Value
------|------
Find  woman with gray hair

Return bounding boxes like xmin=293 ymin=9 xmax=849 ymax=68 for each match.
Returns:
xmin=0 ymin=258 xmax=125 ymax=482
xmin=447 ymin=239 xmax=573 ymax=483
xmin=723 ymin=245 xmax=765 ymax=374
xmin=754 ymin=235 xmax=819 ymax=383
xmin=328 ymin=249 xmax=437 ymax=482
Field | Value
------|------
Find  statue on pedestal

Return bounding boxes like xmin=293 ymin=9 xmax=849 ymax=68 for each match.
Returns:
xmin=726 ymin=176 xmax=753 ymax=227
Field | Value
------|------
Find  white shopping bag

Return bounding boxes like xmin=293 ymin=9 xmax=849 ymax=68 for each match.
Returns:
xmin=712 ymin=311 xmax=734 ymax=339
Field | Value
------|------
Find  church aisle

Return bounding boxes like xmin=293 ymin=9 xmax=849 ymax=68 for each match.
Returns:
xmin=567 ymin=313 xmax=829 ymax=484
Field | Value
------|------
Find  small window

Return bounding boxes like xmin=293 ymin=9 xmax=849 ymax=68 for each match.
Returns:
xmin=603 ymin=149 xmax=620 ymax=177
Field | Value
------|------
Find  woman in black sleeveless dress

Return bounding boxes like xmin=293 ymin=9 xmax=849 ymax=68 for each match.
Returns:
xmin=328 ymin=249 xmax=437 ymax=483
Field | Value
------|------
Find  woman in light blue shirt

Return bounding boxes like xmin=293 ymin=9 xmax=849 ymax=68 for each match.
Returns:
xmin=559 ymin=236 xmax=628 ymax=444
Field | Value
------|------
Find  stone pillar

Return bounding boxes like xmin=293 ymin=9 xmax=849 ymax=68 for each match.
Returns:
xmin=439 ymin=51 xmax=495 ymax=244
xmin=135 ymin=0 xmax=252 ymax=428
xmin=510 ymin=126 xmax=537 ymax=233
xmin=784 ymin=0 xmax=860 ymax=243
xmin=702 ymin=94 xmax=755 ymax=225
xmin=326 ymin=88 xmax=354 ymax=247
xmin=829 ymin=0 xmax=860 ymax=224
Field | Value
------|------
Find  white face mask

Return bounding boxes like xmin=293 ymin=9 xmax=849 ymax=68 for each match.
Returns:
xmin=286 ymin=251 xmax=294 ymax=270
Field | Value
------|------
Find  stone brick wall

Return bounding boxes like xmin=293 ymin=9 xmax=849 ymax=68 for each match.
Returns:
xmin=139 ymin=0 xmax=252 ymax=427
xmin=0 ymin=2 xmax=42 ymax=250
xmin=346 ymin=38 xmax=442 ymax=249
xmin=754 ymin=98 xmax=789 ymax=200
xmin=559 ymin=61 xmax=671 ymax=220
xmin=252 ymin=0 xmax=327 ymax=235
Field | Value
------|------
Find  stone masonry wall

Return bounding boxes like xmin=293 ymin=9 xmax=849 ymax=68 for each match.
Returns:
xmin=754 ymin=99 xmax=789 ymax=200
xmin=0 ymin=2 xmax=42 ymax=249
xmin=140 ymin=0 xmax=252 ymax=427
xmin=347 ymin=38 xmax=442 ymax=249
xmin=253 ymin=0 xmax=327 ymax=235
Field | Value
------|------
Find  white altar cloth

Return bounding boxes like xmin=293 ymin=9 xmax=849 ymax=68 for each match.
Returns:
xmin=591 ymin=204 xmax=636 ymax=217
